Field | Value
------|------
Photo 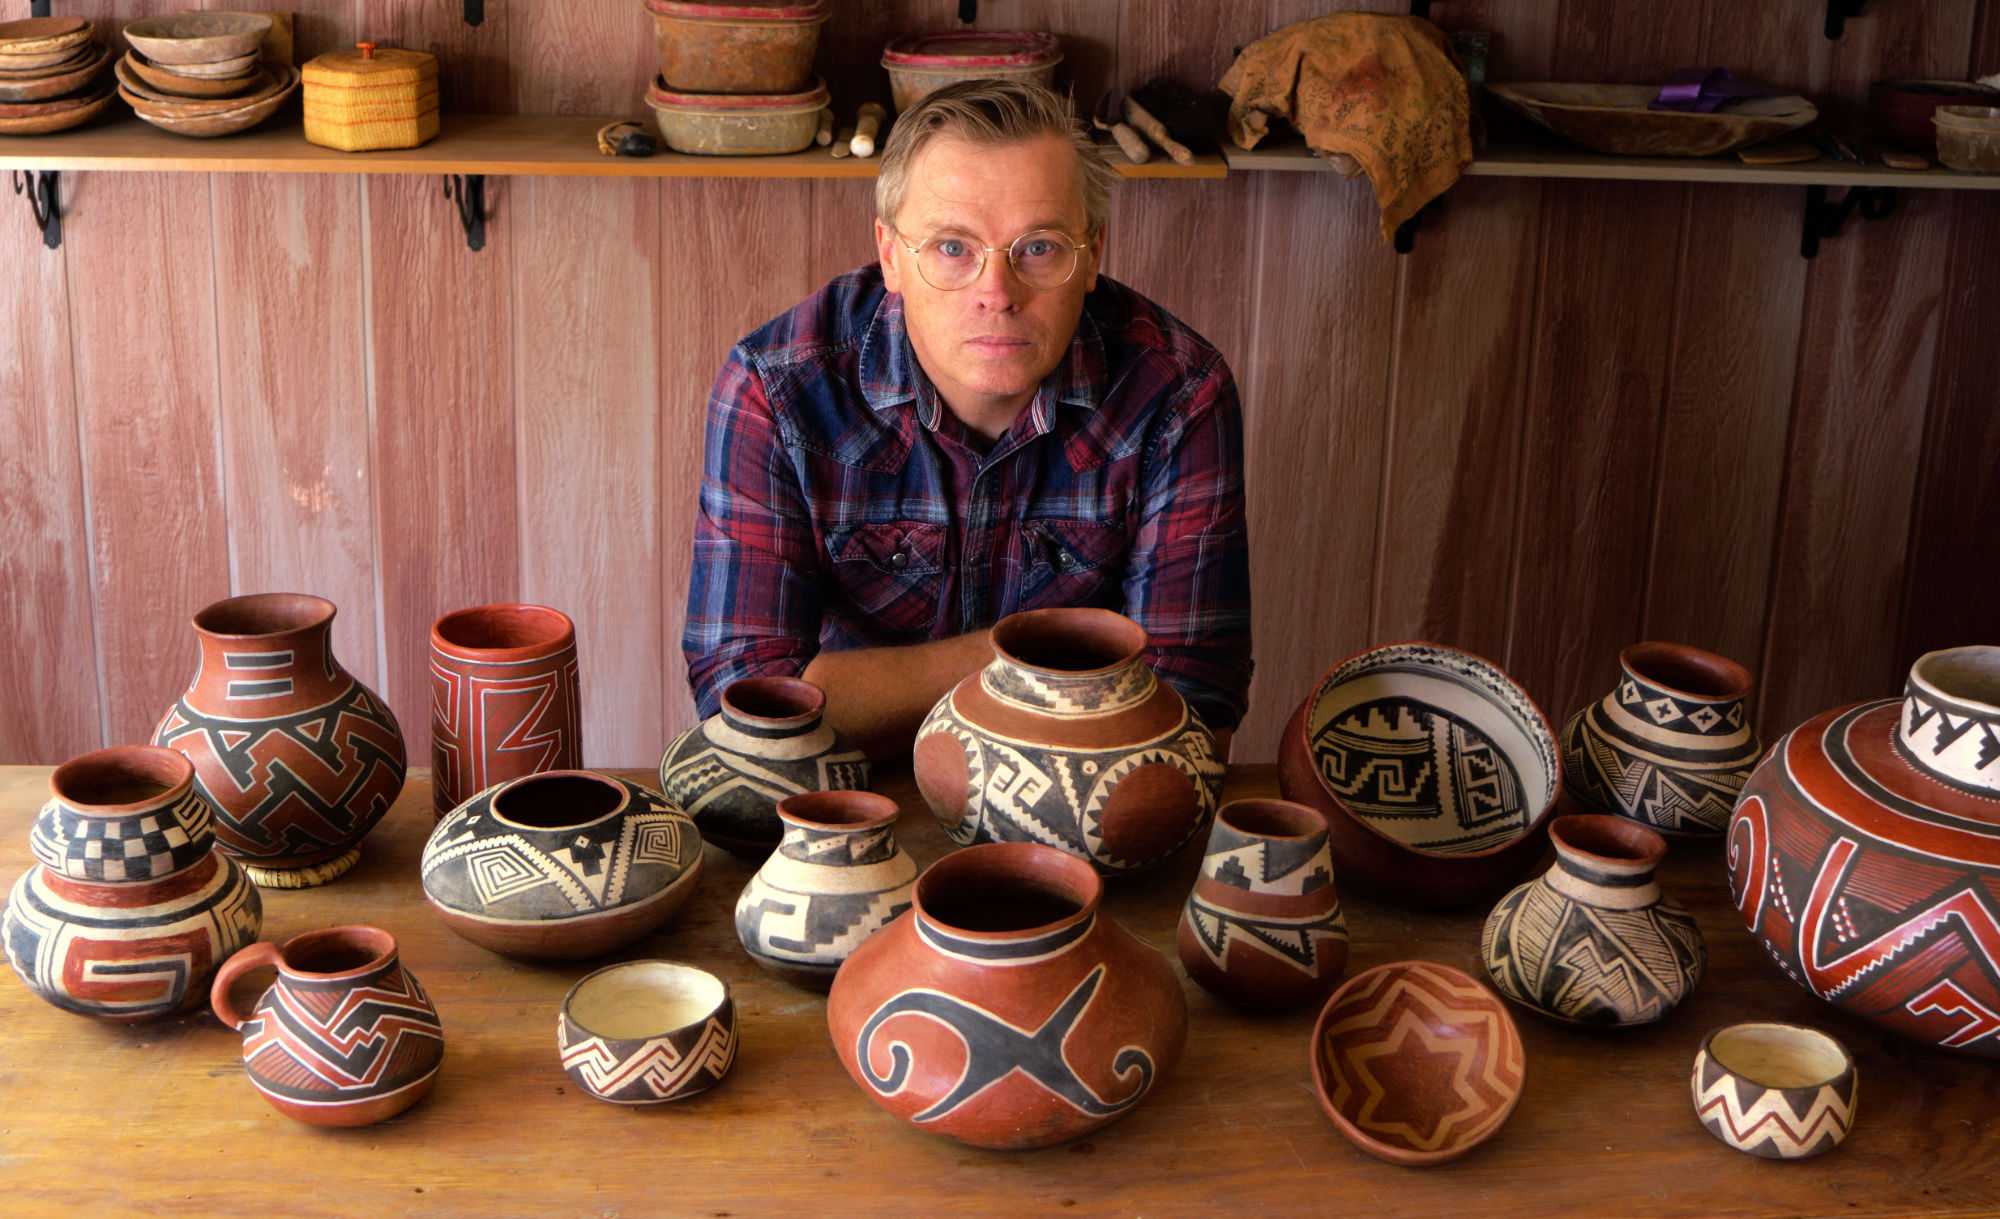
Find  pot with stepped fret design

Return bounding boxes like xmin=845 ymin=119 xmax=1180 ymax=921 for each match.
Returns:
xmin=154 ymin=592 xmax=406 ymax=889
xmin=1176 ymin=798 xmax=1349 ymax=1009
xmin=735 ymin=790 xmax=916 ymax=990
xmin=4 ymin=745 xmax=262 ymax=1021
xmin=1481 ymin=814 xmax=1705 ymax=1026
xmin=826 ymin=841 xmax=1187 ymax=1149
xmin=659 ymin=676 xmax=871 ymax=858
xmin=1278 ymin=642 xmax=1561 ymax=908
xmin=211 ymin=924 xmax=443 ymax=1127
xmin=1561 ymin=642 xmax=1761 ymax=836
xmin=1728 ymin=645 xmax=2000 ymax=1057
xmin=421 ymin=770 xmax=703 ymax=960
xmin=913 ymin=607 xmax=1224 ymax=874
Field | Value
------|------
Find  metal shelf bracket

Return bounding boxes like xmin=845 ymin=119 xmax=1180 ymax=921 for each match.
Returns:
xmin=1825 ymin=0 xmax=1865 ymax=39
xmin=1801 ymin=183 xmax=1896 ymax=258
xmin=442 ymin=174 xmax=487 ymax=251
xmin=464 ymin=0 xmax=483 ymax=27
xmin=1410 ymin=0 xmax=1434 ymax=18
xmin=30 ymin=0 xmax=50 ymax=16
xmin=12 ymin=170 xmax=60 ymax=250
xmin=1394 ymin=199 xmax=1439 ymax=255
xmin=958 ymin=0 xmax=976 ymax=22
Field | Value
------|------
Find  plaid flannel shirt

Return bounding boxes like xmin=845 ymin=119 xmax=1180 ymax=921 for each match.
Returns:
xmin=683 ymin=265 xmax=1253 ymax=730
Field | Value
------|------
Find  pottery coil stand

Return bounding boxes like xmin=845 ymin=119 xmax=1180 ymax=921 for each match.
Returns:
xmin=12 ymin=170 xmax=59 ymax=249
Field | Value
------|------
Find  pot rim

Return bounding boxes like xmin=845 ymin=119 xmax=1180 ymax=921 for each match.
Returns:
xmin=719 ymin=674 xmax=826 ymax=726
xmin=191 ymin=591 xmax=335 ymax=639
xmin=561 ymin=958 xmax=730 ymax=1039
xmin=430 ymin=602 xmax=576 ymax=662
xmin=912 ymin=840 xmax=1101 ymax=943
xmin=479 ymin=770 xmax=635 ymax=833
xmin=644 ymin=0 xmax=827 ymax=23
xmin=1699 ymin=1021 xmax=1854 ymax=1091
xmin=1548 ymin=814 xmax=1667 ymax=872
xmin=273 ymin=924 xmax=398 ymax=979
xmin=647 ymin=75 xmax=828 ymax=111
xmin=1216 ymin=797 xmax=1327 ymax=841
xmin=776 ymin=790 xmax=900 ymax=833
xmin=1908 ymin=646 xmax=2000 ymax=716
xmin=48 ymin=745 xmax=194 ymax=813
xmin=1619 ymin=641 xmax=1752 ymax=702
xmin=882 ymin=30 xmax=1063 ymax=69
xmin=988 ymin=606 xmax=1147 ymax=679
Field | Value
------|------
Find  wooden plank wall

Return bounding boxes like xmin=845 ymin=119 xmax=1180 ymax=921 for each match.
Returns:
xmin=2 ymin=0 xmax=1996 ymax=770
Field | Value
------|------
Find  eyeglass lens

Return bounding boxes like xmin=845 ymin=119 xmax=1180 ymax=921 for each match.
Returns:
xmin=917 ymin=230 xmax=1078 ymax=291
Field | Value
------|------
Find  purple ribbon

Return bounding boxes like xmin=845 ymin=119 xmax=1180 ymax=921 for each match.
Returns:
xmin=1650 ymin=68 xmax=1786 ymax=113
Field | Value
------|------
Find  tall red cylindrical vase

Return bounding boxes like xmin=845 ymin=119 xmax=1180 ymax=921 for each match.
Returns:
xmin=429 ymin=603 xmax=582 ymax=820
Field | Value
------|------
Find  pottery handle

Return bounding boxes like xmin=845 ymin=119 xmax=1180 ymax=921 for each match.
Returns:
xmin=209 ymin=941 xmax=284 ymax=1030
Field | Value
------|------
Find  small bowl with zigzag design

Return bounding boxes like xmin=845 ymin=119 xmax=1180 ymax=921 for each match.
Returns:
xmin=1692 ymin=1023 xmax=1856 ymax=1159
xmin=558 ymin=960 xmax=737 ymax=1104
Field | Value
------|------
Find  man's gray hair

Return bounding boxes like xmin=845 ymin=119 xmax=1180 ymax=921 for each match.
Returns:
xmin=875 ymin=79 xmax=1118 ymax=235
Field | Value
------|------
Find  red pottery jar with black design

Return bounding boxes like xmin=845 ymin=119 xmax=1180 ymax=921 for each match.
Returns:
xmin=1728 ymin=646 xmax=2000 ymax=1056
xmin=154 ymin=593 xmax=406 ymax=889
xmin=429 ymin=603 xmax=582 ymax=821
xmin=826 ymin=841 xmax=1186 ymax=1149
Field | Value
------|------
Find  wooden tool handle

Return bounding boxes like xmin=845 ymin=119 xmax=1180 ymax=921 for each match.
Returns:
xmin=852 ymin=102 xmax=886 ymax=158
xmin=815 ymin=108 xmax=834 ymax=146
xmin=831 ymin=126 xmax=856 ymax=158
xmin=1122 ymin=96 xmax=1193 ymax=167
xmin=1093 ymin=116 xmax=1150 ymax=164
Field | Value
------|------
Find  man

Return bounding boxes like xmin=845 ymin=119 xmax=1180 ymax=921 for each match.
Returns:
xmin=684 ymin=80 xmax=1251 ymax=760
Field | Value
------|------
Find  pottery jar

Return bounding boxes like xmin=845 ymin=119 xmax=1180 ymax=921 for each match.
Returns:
xmin=1729 ymin=645 xmax=2000 ymax=1056
xmin=913 ymin=607 xmax=1224 ymax=874
xmin=211 ymin=924 xmax=443 ymax=1127
xmin=826 ymin=841 xmax=1187 ymax=1150
xmin=1482 ymin=814 xmax=1705 ymax=1026
xmin=429 ymin=602 xmax=583 ymax=820
xmin=153 ymin=593 xmax=406 ymax=888
xmin=1176 ymin=798 xmax=1349 ymax=1009
xmin=1561 ymin=642 xmax=1761 ymax=836
xmin=735 ymin=790 xmax=917 ymax=990
xmin=659 ymin=675 xmax=870 ymax=857
xmin=4 ymin=746 xmax=262 ymax=1021
xmin=421 ymin=771 xmax=703 ymax=960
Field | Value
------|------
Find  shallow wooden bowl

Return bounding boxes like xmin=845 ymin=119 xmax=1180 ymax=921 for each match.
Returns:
xmin=0 ymin=41 xmax=105 ymax=102
xmin=126 ymin=51 xmax=257 ymax=99
xmin=117 ymin=53 xmax=277 ymax=113
xmin=1310 ymin=961 xmax=1526 ymax=1165
xmin=159 ymin=50 xmax=260 ymax=78
xmin=0 ymin=41 xmax=92 ymax=72
xmin=1489 ymin=82 xmax=1818 ymax=157
xmin=0 ymin=77 xmax=113 ymax=133
xmin=122 ymin=12 xmax=271 ymax=67
xmin=122 ymin=64 xmax=297 ymax=137
xmin=0 ymin=17 xmax=91 ymax=56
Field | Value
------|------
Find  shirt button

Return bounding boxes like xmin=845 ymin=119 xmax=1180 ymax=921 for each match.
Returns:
xmin=1057 ymin=550 xmax=1074 ymax=569
xmin=890 ymin=550 xmax=910 ymax=570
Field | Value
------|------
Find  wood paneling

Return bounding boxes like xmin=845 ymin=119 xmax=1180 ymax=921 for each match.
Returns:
xmin=510 ymin=0 xmax=652 ymax=115
xmin=210 ymin=175 xmax=378 ymax=689
xmin=371 ymin=0 xmax=512 ymax=114
xmin=0 ymin=181 xmax=97 ymax=763
xmin=512 ymin=177 xmax=664 ymax=768
xmin=62 ymin=172 xmax=231 ymax=746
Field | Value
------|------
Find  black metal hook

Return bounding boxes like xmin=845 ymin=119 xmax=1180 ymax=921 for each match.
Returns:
xmin=958 ymin=0 xmax=976 ymax=23
xmin=1410 ymin=0 xmax=1433 ymax=18
xmin=1825 ymin=0 xmax=1866 ymax=39
xmin=464 ymin=0 xmax=484 ymax=27
xmin=1801 ymin=184 xmax=1896 ymax=258
xmin=12 ymin=170 xmax=61 ymax=250
xmin=1393 ymin=198 xmax=1440 ymax=255
xmin=30 ymin=0 xmax=50 ymax=16
xmin=442 ymin=174 xmax=487 ymax=252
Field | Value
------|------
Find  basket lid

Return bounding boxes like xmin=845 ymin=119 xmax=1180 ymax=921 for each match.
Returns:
xmin=647 ymin=74 xmax=828 ymax=111
xmin=644 ymin=0 xmax=828 ymax=21
xmin=882 ymin=30 xmax=1062 ymax=69
xmin=304 ymin=42 xmax=438 ymax=85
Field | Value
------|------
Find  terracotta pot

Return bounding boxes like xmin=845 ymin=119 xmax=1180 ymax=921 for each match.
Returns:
xmin=826 ymin=841 xmax=1187 ymax=1149
xmin=211 ymin=925 xmax=443 ymax=1127
xmin=428 ymin=603 xmax=582 ymax=820
xmin=1729 ymin=645 xmax=2000 ymax=1057
xmin=420 ymin=771 xmax=703 ymax=960
xmin=1277 ymin=642 xmax=1560 ymax=908
xmin=659 ymin=675 xmax=870 ymax=857
xmin=646 ymin=0 xmax=827 ymax=95
xmin=735 ymin=790 xmax=916 ymax=990
xmin=1691 ymin=1022 xmax=1857 ymax=1159
xmin=558 ymin=960 xmax=737 ymax=1104
xmin=913 ymin=608 xmax=1224 ymax=874
xmin=153 ymin=593 xmax=406 ymax=888
xmin=1309 ymin=960 xmax=1526 ymax=1165
xmin=1176 ymin=798 xmax=1349 ymax=1009
xmin=1482 ymin=814 xmax=1705 ymax=1026
xmin=1560 ymin=642 xmax=1761 ymax=836
xmin=3 ymin=746 xmax=262 ymax=1021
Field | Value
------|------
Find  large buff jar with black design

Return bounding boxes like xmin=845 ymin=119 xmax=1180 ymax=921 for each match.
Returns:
xmin=912 ymin=608 xmax=1223 ymax=874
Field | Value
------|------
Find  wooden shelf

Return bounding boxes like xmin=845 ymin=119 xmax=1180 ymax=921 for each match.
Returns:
xmin=0 ymin=112 xmax=1226 ymax=178
xmin=1224 ymin=133 xmax=2000 ymax=191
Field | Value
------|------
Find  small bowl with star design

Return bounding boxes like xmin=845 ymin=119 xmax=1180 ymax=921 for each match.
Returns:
xmin=559 ymin=959 xmax=738 ymax=1104
xmin=419 ymin=770 xmax=705 ymax=959
xmin=1309 ymin=960 xmax=1526 ymax=1165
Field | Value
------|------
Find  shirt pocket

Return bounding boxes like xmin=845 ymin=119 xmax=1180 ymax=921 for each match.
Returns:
xmin=825 ymin=521 xmax=948 ymax=636
xmin=1019 ymin=517 xmax=1128 ymax=609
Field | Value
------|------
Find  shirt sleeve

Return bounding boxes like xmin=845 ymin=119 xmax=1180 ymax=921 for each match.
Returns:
xmin=682 ymin=346 xmax=827 ymax=718
xmin=1122 ymin=351 xmax=1254 ymax=732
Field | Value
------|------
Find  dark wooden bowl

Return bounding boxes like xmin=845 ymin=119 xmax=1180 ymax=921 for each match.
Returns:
xmin=125 ymin=50 xmax=257 ymax=99
xmin=0 ymin=41 xmax=107 ymax=104
xmin=122 ymin=12 xmax=271 ymax=67
xmin=0 ymin=77 xmax=112 ymax=133
xmin=1489 ymin=82 xmax=1817 ymax=157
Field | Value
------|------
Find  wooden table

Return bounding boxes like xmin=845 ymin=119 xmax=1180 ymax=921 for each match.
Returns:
xmin=2 ymin=764 xmax=1994 ymax=1217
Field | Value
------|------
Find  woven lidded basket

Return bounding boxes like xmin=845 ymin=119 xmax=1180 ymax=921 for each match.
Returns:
xmin=302 ymin=41 xmax=438 ymax=151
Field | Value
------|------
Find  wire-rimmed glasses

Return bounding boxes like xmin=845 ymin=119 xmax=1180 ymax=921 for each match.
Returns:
xmin=891 ymin=226 xmax=1092 ymax=291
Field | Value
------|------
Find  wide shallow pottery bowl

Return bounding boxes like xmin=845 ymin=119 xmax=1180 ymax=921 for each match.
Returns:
xmin=0 ymin=17 xmax=91 ymax=56
xmin=0 ymin=40 xmax=91 ymax=71
xmin=115 ymin=53 xmax=274 ymax=110
xmin=126 ymin=50 xmax=258 ymax=98
xmin=1691 ymin=1023 xmax=1856 ymax=1159
xmin=1489 ymin=82 xmax=1817 ymax=156
xmin=1278 ymin=642 xmax=1560 ymax=908
xmin=123 ymin=12 xmax=272 ymax=67
xmin=1729 ymin=646 xmax=2000 ymax=1057
xmin=0 ymin=41 xmax=108 ymax=103
xmin=1310 ymin=960 xmax=1526 ymax=1165
xmin=645 ymin=75 xmax=829 ymax=155
xmin=422 ymin=770 xmax=703 ymax=960
xmin=162 ymin=50 xmax=260 ymax=78
xmin=0 ymin=78 xmax=112 ymax=132
xmin=559 ymin=960 xmax=736 ymax=1104
xmin=122 ymin=66 xmax=297 ymax=138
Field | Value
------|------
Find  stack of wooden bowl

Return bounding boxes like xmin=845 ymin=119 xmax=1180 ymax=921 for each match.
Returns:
xmin=116 ymin=12 xmax=298 ymax=138
xmin=0 ymin=17 xmax=115 ymax=135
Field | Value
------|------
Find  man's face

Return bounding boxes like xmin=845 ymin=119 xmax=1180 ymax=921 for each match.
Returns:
xmin=875 ymin=133 xmax=1104 ymax=429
